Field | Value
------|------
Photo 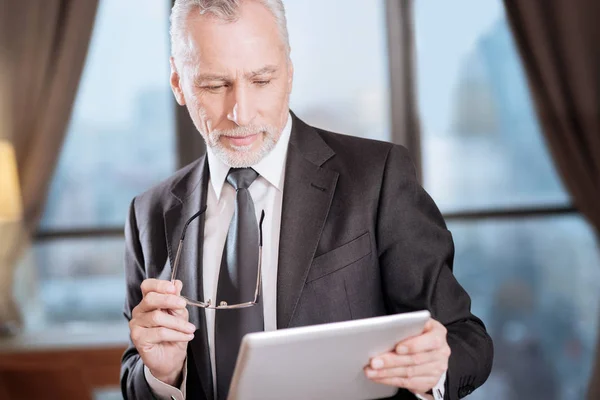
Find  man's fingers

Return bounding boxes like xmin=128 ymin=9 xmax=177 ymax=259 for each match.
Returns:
xmin=364 ymin=319 xmax=449 ymax=393
xmin=171 ymin=280 xmax=190 ymax=317
xmin=134 ymin=292 xmax=187 ymax=315
xmin=138 ymin=310 xmax=196 ymax=334
xmin=137 ymin=327 xmax=195 ymax=345
xmin=370 ymin=350 xmax=444 ymax=370
xmin=173 ymin=280 xmax=183 ymax=295
xmin=395 ymin=327 xmax=447 ymax=355
xmin=422 ymin=318 xmax=436 ymax=332
xmin=365 ymin=361 xmax=447 ymax=380
xmin=142 ymin=291 xmax=187 ymax=313
xmin=168 ymin=304 xmax=189 ymax=318
xmin=141 ymin=279 xmax=177 ymax=296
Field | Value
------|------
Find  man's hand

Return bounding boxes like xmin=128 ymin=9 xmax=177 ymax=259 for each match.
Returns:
xmin=364 ymin=318 xmax=450 ymax=396
xmin=129 ymin=279 xmax=196 ymax=386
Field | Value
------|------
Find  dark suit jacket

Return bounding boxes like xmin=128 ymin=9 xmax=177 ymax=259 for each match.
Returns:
xmin=120 ymin=113 xmax=493 ymax=400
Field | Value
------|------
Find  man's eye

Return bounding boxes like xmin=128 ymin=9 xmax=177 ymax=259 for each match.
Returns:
xmin=202 ymin=85 xmax=227 ymax=91
xmin=255 ymin=80 xmax=271 ymax=87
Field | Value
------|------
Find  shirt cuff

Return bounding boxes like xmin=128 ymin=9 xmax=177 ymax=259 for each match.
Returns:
xmin=414 ymin=372 xmax=446 ymax=400
xmin=144 ymin=360 xmax=188 ymax=400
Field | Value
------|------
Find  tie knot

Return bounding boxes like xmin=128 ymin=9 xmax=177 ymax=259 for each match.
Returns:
xmin=227 ymin=168 xmax=259 ymax=190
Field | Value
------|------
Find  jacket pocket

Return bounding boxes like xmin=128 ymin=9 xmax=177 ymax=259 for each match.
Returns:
xmin=306 ymin=232 xmax=371 ymax=283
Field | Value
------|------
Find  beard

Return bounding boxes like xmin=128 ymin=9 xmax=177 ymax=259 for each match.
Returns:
xmin=206 ymin=124 xmax=280 ymax=168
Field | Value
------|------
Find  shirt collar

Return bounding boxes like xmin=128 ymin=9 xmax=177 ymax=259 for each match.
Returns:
xmin=207 ymin=112 xmax=292 ymax=200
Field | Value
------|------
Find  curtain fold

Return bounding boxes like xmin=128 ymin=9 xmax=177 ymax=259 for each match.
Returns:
xmin=0 ymin=0 xmax=99 ymax=231
xmin=502 ymin=0 xmax=600 ymax=231
xmin=502 ymin=1 xmax=600 ymax=398
xmin=0 ymin=0 xmax=98 ymax=331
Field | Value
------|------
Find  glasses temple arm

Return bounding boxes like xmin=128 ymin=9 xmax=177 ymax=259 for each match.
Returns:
xmin=170 ymin=205 xmax=207 ymax=283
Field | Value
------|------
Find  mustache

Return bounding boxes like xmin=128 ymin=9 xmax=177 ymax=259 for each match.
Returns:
xmin=210 ymin=125 xmax=277 ymax=139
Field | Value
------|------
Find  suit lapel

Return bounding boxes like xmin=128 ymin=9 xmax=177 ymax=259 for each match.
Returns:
xmin=163 ymin=156 xmax=213 ymax=400
xmin=277 ymin=114 xmax=338 ymax=329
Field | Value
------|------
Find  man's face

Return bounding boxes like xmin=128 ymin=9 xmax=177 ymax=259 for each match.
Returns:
xmin=170 ymin=1 xmax=293 ymax=168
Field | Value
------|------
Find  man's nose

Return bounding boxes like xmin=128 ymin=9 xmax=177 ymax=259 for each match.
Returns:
xmin=227 ymin=85 xmax=256 ymax=126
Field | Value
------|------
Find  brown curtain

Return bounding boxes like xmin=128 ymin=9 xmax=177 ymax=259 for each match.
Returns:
xmin=502 ymin=1 xmax=600 ymax=398
xmin=0 ymin=0 xmax=98 ymax=333
xmin=0 ymin=0 xmax=99 ymax=232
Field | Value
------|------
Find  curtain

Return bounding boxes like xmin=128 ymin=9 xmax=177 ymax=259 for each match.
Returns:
xmin=502 ymin=1 xmax=600 ymax=398
xmin=0 ymin=0 xmax=99 ymax=231
xmin=0 ymin=0 xmax=98 ymax=332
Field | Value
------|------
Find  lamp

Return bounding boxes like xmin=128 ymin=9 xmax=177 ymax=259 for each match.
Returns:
xmin=0 ymin=139 xmax=26 ymax=335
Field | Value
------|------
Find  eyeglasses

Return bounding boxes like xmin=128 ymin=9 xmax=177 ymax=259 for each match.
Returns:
xmin=170 ymin=206 xmax=265 ymax=310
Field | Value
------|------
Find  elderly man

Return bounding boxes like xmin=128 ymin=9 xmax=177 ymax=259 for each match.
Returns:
xmin=120 ymin=1 xmax=493 ymax=399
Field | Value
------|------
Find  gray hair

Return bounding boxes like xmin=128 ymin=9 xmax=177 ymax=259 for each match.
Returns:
xmin=170 ymin=0 xmax=290 ymax=65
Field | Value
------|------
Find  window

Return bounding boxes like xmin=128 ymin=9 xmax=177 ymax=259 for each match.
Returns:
xmin=285 ymin=0 xmax=391 ymax=141
xmin=40 ymin=0 xmax=175 ymax=230
xmin=415 ymin=1 xmax=568 ymax=211
xmin=415 ymin=1 xmax=600 ymax=398
xmin=24 ymin=0 xmax=175 ymax=329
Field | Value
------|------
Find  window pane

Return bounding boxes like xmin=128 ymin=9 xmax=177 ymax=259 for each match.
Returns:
xmin=415 ymin=1 xmax=570 ymax=212
xmin=285 ymin=0 xmax=391 ymax=141
xmin=449 ymin=216 xmax=600 ymax=399
xmin=18 ymin=238 xmax=125 ymax=329
xmin=39 ymin=0 xmax=175 ymax=229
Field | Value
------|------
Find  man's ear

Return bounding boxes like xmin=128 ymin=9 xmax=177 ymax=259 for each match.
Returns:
xmin=170 ymin=57 xmax=186 ymax=106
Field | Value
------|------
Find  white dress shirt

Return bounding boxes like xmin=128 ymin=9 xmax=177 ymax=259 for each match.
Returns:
xmin=144 ymin=113 xmax=445 ymax=400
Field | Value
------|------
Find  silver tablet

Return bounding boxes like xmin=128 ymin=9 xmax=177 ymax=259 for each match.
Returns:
xmin=228 ymin=310 xmax=431 ymax=400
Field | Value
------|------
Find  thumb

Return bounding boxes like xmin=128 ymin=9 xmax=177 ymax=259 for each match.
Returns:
xmin=174 ymin=279 xmax=183 ymax=296
xmin=423 ymin=318 xmax=436 ymax=332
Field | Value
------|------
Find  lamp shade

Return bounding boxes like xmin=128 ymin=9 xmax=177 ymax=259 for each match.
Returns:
xmin=0 ymin=140 xmax=22 ymax=222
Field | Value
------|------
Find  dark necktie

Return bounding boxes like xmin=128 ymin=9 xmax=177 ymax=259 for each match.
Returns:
xmin=215 ymin=168 xmax=264 ymax=400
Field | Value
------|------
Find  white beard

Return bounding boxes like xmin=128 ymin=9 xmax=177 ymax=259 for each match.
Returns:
xmin=206 ymin=125 xmax=279 ymax=168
